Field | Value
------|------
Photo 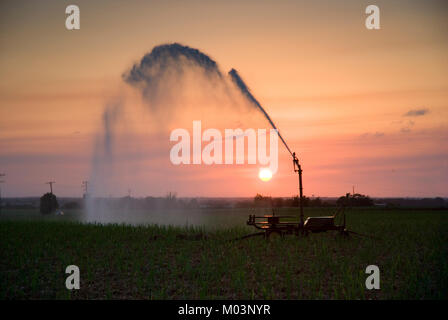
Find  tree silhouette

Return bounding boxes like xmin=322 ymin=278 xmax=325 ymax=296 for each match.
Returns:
xmin=40 ymin=193 xmax=59 ymax=214
xmin=337 ymin=193 xmax=373 ymax=207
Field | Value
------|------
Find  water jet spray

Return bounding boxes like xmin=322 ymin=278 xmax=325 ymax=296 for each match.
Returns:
xmin=228 ymin=68 xmax=304 ymax=224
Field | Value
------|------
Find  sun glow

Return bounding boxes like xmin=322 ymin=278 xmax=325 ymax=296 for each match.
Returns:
xmin=259 ymin=168 xmax=273 ymax=182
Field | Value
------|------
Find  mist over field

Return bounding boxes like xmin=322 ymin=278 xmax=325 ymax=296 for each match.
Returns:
xmin=85 ymin=43 xmax=285 ymax=224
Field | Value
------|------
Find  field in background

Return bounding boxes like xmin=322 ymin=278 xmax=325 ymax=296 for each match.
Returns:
xmin=1 ymin=208 xmax=447 ymax=299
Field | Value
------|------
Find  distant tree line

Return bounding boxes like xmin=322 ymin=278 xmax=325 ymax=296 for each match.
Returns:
xmin=247 ymin=193 xmax=375 ymax=208
xmin=33 ymin=190 xmax=445 ymax=214
xmin=249 ymin=193 xmax=331 ymax=208
xmin=337 ymin=193 xmax=374 ymax=207
xmin=79 ymin=192 xmax=202 ymax=211
xmin=45 ymin=192 xmax=374 ymax=212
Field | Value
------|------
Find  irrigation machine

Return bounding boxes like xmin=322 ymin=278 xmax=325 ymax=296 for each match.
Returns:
xmin=241 ymin=152 xmax=357 ymax=240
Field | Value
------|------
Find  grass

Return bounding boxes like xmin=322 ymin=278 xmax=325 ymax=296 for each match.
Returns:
xmin=0 ymin=207 xmax=447 ymax=299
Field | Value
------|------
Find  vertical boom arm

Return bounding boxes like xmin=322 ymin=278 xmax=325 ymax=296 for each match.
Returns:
xmin=293 ymin=152 xmax=304 ymax=225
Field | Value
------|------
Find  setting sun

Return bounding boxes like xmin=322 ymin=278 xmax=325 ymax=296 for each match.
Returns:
xmin=259 ymin=168 xmax=273 ymax=182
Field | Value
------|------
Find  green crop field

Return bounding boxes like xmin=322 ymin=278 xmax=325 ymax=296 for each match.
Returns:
xmin=1 ymin=208 xmax=447 ymax=299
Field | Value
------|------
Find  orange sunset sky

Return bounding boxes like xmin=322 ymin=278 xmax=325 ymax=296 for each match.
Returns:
xmin=0 ymin=0 xmax=447 ymax=198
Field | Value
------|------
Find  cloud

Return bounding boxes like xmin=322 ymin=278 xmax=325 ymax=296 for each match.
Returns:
xmin=404 ymin=108 xmax=429 ymax=117
xmin=400 ymin=120 xmax=415 ymax=133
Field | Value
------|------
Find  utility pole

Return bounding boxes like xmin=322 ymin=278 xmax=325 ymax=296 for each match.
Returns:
xmin=352 ymin=185 xmax=355 ymax=196
xmin=82 ymin=180 xmax=88 ymax=197
xmin=0 ymin=173 xmax=5 ymax=214
xmin=45 ymin=181 xmax=55 ymax=194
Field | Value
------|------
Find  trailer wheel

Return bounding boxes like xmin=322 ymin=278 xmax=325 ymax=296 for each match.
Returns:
xmin=267 ymin=231 xmax=283 ymax=240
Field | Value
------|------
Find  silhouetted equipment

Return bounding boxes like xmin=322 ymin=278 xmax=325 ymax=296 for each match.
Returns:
xmin=238 ymin=146 xmax=353 ymax=240
xmin=293 ymin=152 xmax=304 ymax=226
xmin=244 ymin=201 xmax=349 ymax=240
xmin=241 ymin=192 xmax=378 ymax=240
xmin=238 ymin=143 xmax=374 ymax=240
